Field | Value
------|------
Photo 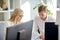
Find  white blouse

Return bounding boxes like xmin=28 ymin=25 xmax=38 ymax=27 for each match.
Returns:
xmin=31 ymin=16 xmax=55 ymax=40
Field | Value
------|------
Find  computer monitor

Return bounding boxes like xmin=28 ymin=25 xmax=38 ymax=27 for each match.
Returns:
xmin=56 ymin=11 xmax=60 ymax=40
xmin=56 ymin=11 xmax=60 ymax=24
xmin=6 ymin=20 xmax=33 ymax=40
xmin=45 ymin=22 xmax=58 ymax=40
xmin=0 ymin=22 xmax=5 ymax=40
xmin=57 ymin=0 xmax=60 ymax=8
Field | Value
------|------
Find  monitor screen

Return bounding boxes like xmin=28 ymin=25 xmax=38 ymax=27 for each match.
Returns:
xmin=45 ymin=22 xmax=58 ymax=40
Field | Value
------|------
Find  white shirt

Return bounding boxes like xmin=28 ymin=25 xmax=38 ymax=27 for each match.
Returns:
xmin=31 ymin=16 xmax=55 ymax=40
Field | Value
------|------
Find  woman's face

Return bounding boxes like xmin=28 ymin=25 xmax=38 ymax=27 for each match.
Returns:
xmin=16 ymin=14 xmax=23 ymax=22
xmin=39 ymin=11 xmax=47 ymax=20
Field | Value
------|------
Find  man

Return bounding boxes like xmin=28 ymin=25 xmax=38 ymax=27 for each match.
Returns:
xmin=31 ymin=5 xmax=55 ymax=40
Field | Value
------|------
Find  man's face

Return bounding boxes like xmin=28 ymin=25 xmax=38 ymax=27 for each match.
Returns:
xmin=39 ymin=11 xmax=47 ymax=19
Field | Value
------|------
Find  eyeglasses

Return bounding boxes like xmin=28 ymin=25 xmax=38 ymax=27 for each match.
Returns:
xmin=19 ymin=15 xmax=23 ymax=18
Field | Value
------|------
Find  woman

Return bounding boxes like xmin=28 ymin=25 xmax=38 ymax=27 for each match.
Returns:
xmin=31 ymin=5 xmax=55 ymax=40
xmin=4 ymin=8 xmax=23 ymax=40
xmin=7 ymin=8 xmax=23 ymax=26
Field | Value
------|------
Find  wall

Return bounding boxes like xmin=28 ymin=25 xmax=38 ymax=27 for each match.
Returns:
xmin=56 ymin=11 xmax=60 ymax=40
xmin=0 ymin=13 xmax=4 ymax=21
xmin=20 ymin=0 xmax=41 ymax=21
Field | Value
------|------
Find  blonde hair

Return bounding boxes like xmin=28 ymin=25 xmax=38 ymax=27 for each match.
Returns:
xmin=9 ymin=8 xmax=23 ymax=23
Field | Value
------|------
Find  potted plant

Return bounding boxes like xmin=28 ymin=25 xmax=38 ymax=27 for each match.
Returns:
xmin=0 ymin=0 xmax=3 ymax=10
xmin=3 ymin=0 xmax=8 ymax=10
xmin=33 ymin=0 xmax=53 ymax=15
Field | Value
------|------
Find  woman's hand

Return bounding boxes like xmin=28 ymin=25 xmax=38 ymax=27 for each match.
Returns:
xmin=39 ymin=34 xmax=45 ymax=40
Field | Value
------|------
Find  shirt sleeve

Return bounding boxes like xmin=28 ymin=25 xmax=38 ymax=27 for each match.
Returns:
xmin=31 ymin=19 xmax=40 ymax=40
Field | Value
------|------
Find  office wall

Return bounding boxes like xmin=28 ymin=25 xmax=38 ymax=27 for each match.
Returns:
xmin=56 ymin=11 xmax=60 ymax=40
xmin=20 ymin=0 xmax=41 ymax=21
xmin=0 ymin=13 xmax=4 ymax=21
